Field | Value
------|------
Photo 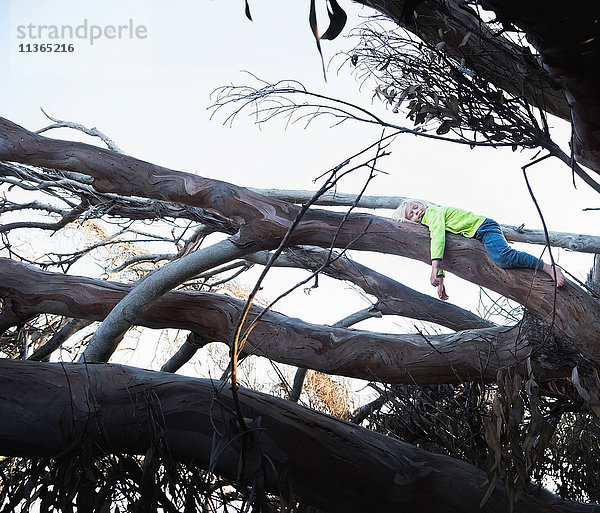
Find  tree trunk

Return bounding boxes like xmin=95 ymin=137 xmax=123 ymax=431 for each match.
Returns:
xmin=0 ymin=359 xmax=594 ymax=513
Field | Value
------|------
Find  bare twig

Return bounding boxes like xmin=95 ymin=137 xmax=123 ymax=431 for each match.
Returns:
xmin=37 ymin=108 xmax=123 ymax=153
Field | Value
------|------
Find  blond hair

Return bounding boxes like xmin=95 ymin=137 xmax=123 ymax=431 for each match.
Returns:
xmin=391 ymin=199 xmax=436 ymax=222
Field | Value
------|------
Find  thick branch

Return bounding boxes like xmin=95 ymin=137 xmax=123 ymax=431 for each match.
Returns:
xmin=249 ymin=247 xmax=492 ymax=331
xmin=352 ymin=0 xmax=569 ymax=120
xmin=252 ymin=189 xmax=600 ymax=253
xmin=0 ymin=359 xmax=594 ymax=513
xmin=0 ymin=258 xmax=584 ymax=384
xmin=288 ymin=306 xmax=383 ymax=402
xmin=0 ymin=161 xmax=238 ymax=233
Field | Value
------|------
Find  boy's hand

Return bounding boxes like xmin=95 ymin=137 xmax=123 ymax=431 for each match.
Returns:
xmin=430 ymin=268 xmax=440 ymax=287
xmin=430 ymin=260 xmax=442 ymax=287
xmin=437 ymin=278 xmax=449 ymax=301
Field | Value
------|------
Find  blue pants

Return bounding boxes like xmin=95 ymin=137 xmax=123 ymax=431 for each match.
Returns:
xmin=475 ymin=219 xmax=543 ymax=270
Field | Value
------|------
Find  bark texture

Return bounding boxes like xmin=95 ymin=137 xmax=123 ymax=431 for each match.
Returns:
xmin=0 ymin=258 xmax=585 ymax=384
xmin=0 ymin=359 xmax=594 ymax=513
xmin=248 ymin=247 xmax=493 ymax=331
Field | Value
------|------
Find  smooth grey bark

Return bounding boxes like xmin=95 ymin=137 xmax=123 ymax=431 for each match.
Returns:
xmin=82 ymin=238 xmax=253 ymax=362
xmin=249 ymin=188 xmax=409 ymax=209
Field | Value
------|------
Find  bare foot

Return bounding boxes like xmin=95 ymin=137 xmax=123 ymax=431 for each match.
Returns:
xmin=542 ymin=263 xmax=566 ymax=287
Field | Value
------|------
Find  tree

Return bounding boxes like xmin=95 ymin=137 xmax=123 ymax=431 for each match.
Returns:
xmin=1 ymin=1 xmax=599 ymax=511
xmin=351 ymin=0 xmax=600 ymax=176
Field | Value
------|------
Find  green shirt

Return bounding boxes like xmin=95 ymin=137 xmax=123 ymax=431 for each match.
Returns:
xmin=421 ymin=206 xmax=486 ymax=260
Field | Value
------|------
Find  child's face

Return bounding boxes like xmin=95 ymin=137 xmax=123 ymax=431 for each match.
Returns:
xmin=405 ymin=202 xmax=425 ymax=222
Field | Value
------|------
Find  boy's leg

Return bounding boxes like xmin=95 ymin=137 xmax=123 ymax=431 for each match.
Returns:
xmin=477 ymin=219 xmax=565 ymax=285
xmin=477 ymin=219 xmax=542 ymax=270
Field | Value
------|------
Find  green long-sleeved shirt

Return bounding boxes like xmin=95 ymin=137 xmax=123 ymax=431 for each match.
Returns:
xmin=421 ymin=206 xmax=486 ymax=260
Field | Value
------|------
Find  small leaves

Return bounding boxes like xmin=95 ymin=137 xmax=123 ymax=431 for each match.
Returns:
xmin=445 ymin=95 xmax=459 ymax=114
xmin=436 ymin=119 xmax=460 ymax=135
xmin=380 ymin=85 xmax=397 ymax=103
xmin=484 ymin=367 xmax=554 ymax=513
xmin=346 ymin=17 xmax=539 ymax=150
xmin=572 ymin=366 xmax=600 ymax=417
xmin=483 ymin=113 xmax=495 ymax=129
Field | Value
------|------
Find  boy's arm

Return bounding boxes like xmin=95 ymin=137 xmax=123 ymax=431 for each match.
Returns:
xmin=423 ymin=208 xmax=447 ymax=286
xmin=431 ymin=261 xmax=449 ymax=299
xmin=423 ymin=208 xmax=446 ymax=261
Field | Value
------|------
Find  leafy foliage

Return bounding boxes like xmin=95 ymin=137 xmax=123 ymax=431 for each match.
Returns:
xmin=537 ymin=412 xmax=600 ymax=503
xmin=346 ymin=21 xmax=548 ymax=148
xmin=364 ymin=382 xmax=490 ymax=468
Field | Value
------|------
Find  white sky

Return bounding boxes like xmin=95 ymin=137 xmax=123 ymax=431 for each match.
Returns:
xmin=1 ymin=0 xmax=598 ymax=341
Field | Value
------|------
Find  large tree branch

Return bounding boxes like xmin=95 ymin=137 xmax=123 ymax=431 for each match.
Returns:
xmin=0 ymin=258 xmax=584 ymax=384
xmin=252 ymin=189 xmax=600 ymax=253
xmin=1 ymin=117 xmax=599 ymax=356
xmin=0 ymin=359 xmax=594 ymax=513
xmin=0 ymin=161 xmax=238 ymax=233
xmin=82 ymin=238 xmax=253 ymax=362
